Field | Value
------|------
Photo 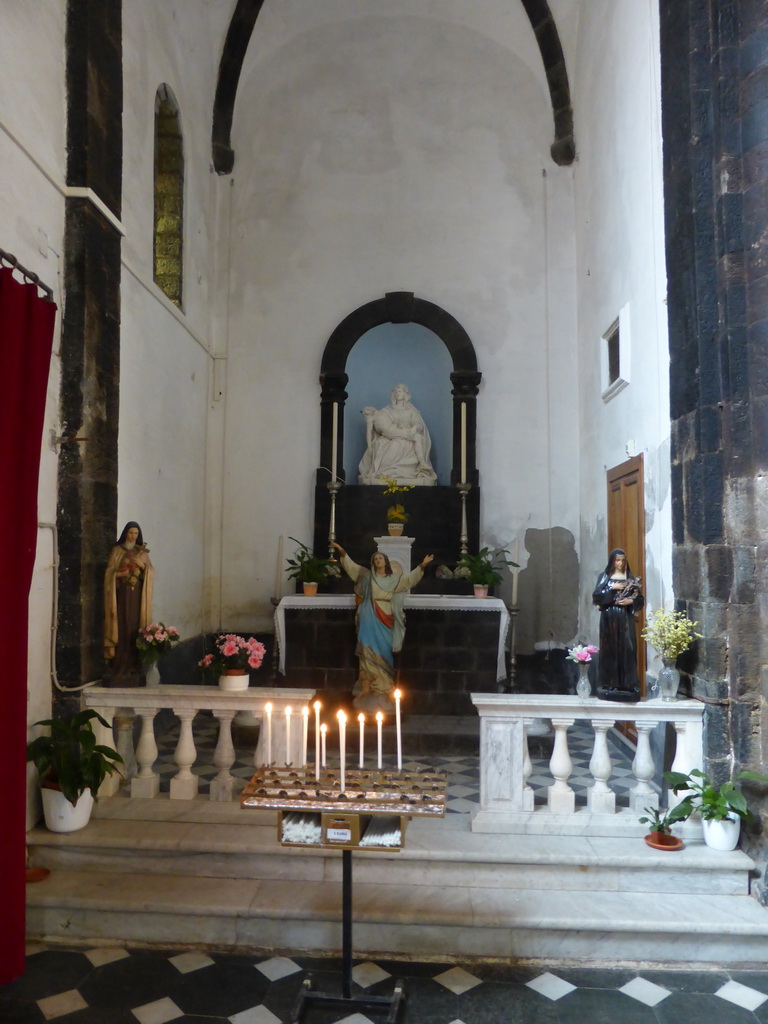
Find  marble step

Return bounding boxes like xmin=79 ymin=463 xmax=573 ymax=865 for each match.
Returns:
xmin=25 ymin=865 xmax=768 ymax=963
xmin=25 ymin=797 xmax=754 ymax=897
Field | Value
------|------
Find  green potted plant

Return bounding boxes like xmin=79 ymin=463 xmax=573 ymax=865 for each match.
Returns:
xmin=639 ymin=802 xmax=692 ymax=850
xmin=664 ymin=767 xmax=768 ymax=851
xmin=455 ymin=546 xmax=518 ymax=598
xmin=27 ymin=709 xmax=123 ymax=833
xmin=381 ymin=478 xmax=413 ymax=535
xmin=285 ymin=537 xmax=339 ymax=595
xmin=641 ymin=609 xmax=701 ymax=701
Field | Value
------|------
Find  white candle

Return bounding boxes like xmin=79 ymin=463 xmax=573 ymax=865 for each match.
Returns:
xmin=285 ymin=706 xmax=292 ymax=764
xmin=314 ymin=700 xmax=322 ymax=780
xmin=265 ymin=702 xmax=272 ymax=766
xmin=394 ymin=689 xmax=402 ymax=772
xmin=376 ymin=711 xmax=383 ymax=770
xmin=512 ymin=538 xmax=520 ymax=606
xmin=331 ymin=402 xmax=338 ymax=482
xmin=337 ymin=710 xmax=346 ymax=793
xmin=320 ymin=723 xmax=327 ymax=767
xmin=358 ymin=712 xmax=365 ymax=769
xmin=460 ymin=402 xmax=467 ymax=484
xmin=302 ymin=706 xmax=309 ymax=768
xmin=274 ymin=535 xmax=284 ymax=599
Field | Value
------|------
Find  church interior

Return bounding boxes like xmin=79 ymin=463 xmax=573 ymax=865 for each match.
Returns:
xmin=4 ymin=0 xmax=768 ymax=1020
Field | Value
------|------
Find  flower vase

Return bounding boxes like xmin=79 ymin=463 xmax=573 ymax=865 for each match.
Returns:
xmin=576 ymin=662 xmax=592 ymax=699
xmin=658 ymin=658 xmax=681 ymax=701
xmin=219 ymin=669 xmax=249 ymax=691
xmin=144 ymin=661 xmax=161 ymax=687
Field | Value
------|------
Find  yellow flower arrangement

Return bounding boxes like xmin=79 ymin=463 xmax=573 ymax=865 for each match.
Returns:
xmin=642 ymin=609 xmax=702 ymax=660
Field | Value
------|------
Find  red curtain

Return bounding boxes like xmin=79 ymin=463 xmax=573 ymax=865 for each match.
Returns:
xmin=0 ymin=267 xmax=56 ymax=984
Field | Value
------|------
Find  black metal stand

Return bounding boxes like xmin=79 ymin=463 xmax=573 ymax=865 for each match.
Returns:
xmin=290 ymin=848 xmax=405 ymax=1023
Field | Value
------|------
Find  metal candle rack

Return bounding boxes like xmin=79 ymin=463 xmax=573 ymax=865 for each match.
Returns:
xmin=241 ymin=764 xmax=447 ymax=1022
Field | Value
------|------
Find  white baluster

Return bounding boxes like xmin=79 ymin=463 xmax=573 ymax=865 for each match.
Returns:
xmin=114 ymin=706 xmax=137 ymax=782
xmin=669 ymin=718 xmax=702 ymax=809
xmin=210 ymin=710 xmax=237 ymax=801
xmin=588 ymin=720 xmax=616 ymax=814
xmin=548 ymin=718 xmax=575 ymax=813
xmin=131 ymin=710 xmax=160 ymax=798
xmin=170 ymin=708 xmax=199 ymax=799
xmin=92 ymin=705 xmax=120 ymax=797
xmin=630 ymin=720 xmax=659 ymax=812
xmin=521 ymin=717 xmax=535 ymax=812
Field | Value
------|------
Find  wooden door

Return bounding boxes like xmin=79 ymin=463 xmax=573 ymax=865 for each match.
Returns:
xmin=607 ymin=455 xmax=646 ymax=696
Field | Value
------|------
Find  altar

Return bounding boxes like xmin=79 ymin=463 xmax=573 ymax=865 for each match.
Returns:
xmin=275 ymin=595 xmax=509 ymax=715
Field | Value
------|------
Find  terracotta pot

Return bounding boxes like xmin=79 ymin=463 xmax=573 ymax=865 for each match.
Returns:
xmin=387 ymin=523 xmax=404 ymax=536
xmin=219 ymin=670 xmax=249 ymax=691
xmin=644 ymin=831 xmax=683 ymax=851
xmin=302 ymin=581 xmax=319 ymax=596
xmin=473 ymin=584 xmax=489 ymax=599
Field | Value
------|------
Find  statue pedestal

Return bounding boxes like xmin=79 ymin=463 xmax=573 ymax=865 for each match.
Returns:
xmin=375 ymin=535 xmax=414 ymax=574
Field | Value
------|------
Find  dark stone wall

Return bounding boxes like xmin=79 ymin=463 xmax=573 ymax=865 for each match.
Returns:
xmin=661 ymin=0 xmax=768 ymax=897
xmin=57 ymin=1 xmax=123 ymax=687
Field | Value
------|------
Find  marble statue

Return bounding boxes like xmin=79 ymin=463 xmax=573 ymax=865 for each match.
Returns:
xmin=357 ymin=383 xmax=437 ymax=485
xmin=103 ymin=521 xmax=154 ymax=687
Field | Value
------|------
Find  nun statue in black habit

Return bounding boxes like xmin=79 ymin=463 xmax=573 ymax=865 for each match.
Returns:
xmin=592 ymin=548 xmax=644 ymax=702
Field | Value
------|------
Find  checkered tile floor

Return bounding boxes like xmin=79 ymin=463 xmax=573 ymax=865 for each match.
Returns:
xmin=151 ymin=717 xmax=650 ymax=811
xmin=6 ymin=945 xmax=768 ymax=1023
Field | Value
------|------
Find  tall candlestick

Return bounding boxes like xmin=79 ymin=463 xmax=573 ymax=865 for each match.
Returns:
xmin=320 ymin=723 xmax=327 ymax=767
xmin=337 ymin=710 xmax=347 ymax=793
xmin=265 ymin=702 xmax=272 ymax=766
xmin=394 ymin=689 xmax=402 ymax=772
xmin=512 ymin=538 xmax=520 ymax=606
xmin=285 ymin=706 xmax=292 ymax=764
xmin=331 ymin=402 xmax=338 ymax=482
xmin=376 ymin=711 xmax=383 ymax=770
xmin=358 ymin=712 xmax=365 ymax=769
xmin=274 ymin=535 xmax=284 ymax=600
xmin=460 ymin=402 xmax=467 ymax=484
xmin=314 ymin=700 xmax=322 ymax=780
xmin=302 ymin=706 xmax=309 ymax=768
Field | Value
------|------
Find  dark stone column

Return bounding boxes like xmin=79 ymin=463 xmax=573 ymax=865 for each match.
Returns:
xmin=57 ymin=1 xmax=123 ymax=687
xmin=661 ymin=0 xmax=768 ymax=896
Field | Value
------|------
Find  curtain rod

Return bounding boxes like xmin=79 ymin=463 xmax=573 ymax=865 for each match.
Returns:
xmin=0 ymin=247 xmax=54 ymax=301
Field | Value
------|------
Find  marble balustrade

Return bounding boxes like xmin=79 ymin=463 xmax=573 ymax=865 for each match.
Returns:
xmin=84 ymin=685 xmax=315 ymax=802
xmin=470 ymin=694 xmax=704 ymax=837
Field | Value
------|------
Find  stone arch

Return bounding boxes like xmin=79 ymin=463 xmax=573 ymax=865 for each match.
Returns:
xmin=154 ymin=84 xmax=184 ymax=307
xmin=211 ymin=0 xmax=575 ymax=174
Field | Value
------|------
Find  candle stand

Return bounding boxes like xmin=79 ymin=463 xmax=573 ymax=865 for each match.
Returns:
xmin=242 ymin=765 xmax=446 ymax=1022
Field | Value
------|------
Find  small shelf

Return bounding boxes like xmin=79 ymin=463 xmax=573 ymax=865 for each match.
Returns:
xmin=279 ymin=810 xmax=406 ymax=851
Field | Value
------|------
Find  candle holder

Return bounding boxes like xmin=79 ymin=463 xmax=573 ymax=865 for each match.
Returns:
xmin=505 ymin=605 xmax=519 ymax=693
xmin=456 ymin=482 xmax=472 ymax=556
xmin=327 ymin=478 xmax=343 ymax=558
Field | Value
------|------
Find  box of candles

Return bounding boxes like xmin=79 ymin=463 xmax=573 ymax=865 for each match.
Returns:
xmin=275 ymin=809 xmax=408 ymax=850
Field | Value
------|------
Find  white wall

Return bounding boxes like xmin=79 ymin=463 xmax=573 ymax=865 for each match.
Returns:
xmin=571 ymin=0 xmax=672 ymax=664
xmin=220 ymin=0 xmax=580 ymax=632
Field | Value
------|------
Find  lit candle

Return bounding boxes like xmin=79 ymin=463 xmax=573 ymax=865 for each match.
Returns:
xmin=320 ymin=723 xmax=327 ymax=767
xmin=358 ymin=712 xmax=365 ymax=769
xmin=394 ymin=689 xmax=402 ymax=772
xmin=302 ymin=706 xmax=309 ymax=768
xmin=460 ymin=402 xmax=467 ymax=484
xmin=314 ymin=700 xmax=322 ymax=780
xmin=512 ymin=538 xmax=520 ymax=606
xmin=274 ymin=535 xmax=284 ymax=600
xmin=265 ymin=702 xmax=272 ymax=766
xmin=376 ymin=711 xmax=383 ymax=770
xmin=331 ymin=402 xmax=339 ymax=483
xmin=337 ymin=709 xmax=346 ymax=793
xmin=285 ymin=705 xmax=292 ymax=764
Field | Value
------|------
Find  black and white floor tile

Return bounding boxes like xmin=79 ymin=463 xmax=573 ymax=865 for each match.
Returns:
xmin=4 ymin=945 xmax=768 ymax=1024
xmin=152 ymin=717 xmax=650 ymax=811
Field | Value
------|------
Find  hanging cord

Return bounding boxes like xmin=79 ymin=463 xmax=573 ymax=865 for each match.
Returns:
xmin=0 ymin=247 xmax=54 ymax=301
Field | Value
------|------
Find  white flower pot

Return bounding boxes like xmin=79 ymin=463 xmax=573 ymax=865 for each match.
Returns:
xmin=702 ymin=813 xmax=741 ymax=852
xmin=41 ymin=787 xmax=94 ymax=833
xmin=219 ymin=672 xmax=250 ymax=691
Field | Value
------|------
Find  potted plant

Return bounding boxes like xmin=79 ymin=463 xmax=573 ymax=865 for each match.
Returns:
xmin=381 ymin=478 xmax=414 ymax=536
xmin=639 ymin=802 xmax=691 ymax=850
xmin=199 ymin=633 xmax=268 ymax=690
xmin=285 ymin=537 xmax=339 ymax=595
xmin=27 ymin=710 xmax=123 ymax=833
xmin=664 ymin=767 xmax=768 ymax=851
xmin=455 ymin=546 xmax=518 ymax=598
xmin=135 ymin=621 xmax=180 ymax=685
xmin=641 ymin=609 xmax=701 ymax=701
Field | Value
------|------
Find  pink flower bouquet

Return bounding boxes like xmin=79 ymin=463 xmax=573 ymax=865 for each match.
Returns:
xmin=566 ymin=643 xmax=598 ymax=664
xmin=136 ymin=622 xmax=180 ymax=665
xmin=199 ymin=633 xmax=267 ymax=676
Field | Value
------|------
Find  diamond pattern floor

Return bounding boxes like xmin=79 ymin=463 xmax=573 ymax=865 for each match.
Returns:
xmin=5 ymin=945 xmax=768 ymax=1024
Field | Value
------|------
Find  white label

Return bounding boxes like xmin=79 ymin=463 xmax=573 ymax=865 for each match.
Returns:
xmin=327 ymin=827 xmax=352 ymax=843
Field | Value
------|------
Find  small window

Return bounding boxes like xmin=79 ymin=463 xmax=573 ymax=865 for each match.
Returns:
xmin=154 ymin=85 xmax=184 ymax=308
xmin=606 ymin=321 xmax=620 ymax=385
xmin=602 ymin=305 xmax=630 ymax=402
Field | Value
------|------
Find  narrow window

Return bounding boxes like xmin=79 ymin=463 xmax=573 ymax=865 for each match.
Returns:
xmin=602 ymin=306 xmax=630 ymax=402
xmin=606 ymin=320 xmax=620 ymax=385
xmin=154 ymin=85 xmax=184 ymax=307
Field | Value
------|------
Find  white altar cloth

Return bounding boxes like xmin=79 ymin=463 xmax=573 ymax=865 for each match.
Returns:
xmin=275 ymin=594 xmax=510 ymax=681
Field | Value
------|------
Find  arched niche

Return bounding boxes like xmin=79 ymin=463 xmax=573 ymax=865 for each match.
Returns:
xmin=314 ymin=292 xmax=481 ymax=567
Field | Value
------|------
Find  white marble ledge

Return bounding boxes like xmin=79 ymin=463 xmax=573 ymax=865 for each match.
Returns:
xmin=471 ymin=693 xmax=704 ymax=723
xmin=85 ymin=685 xmax=315 ymax=713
